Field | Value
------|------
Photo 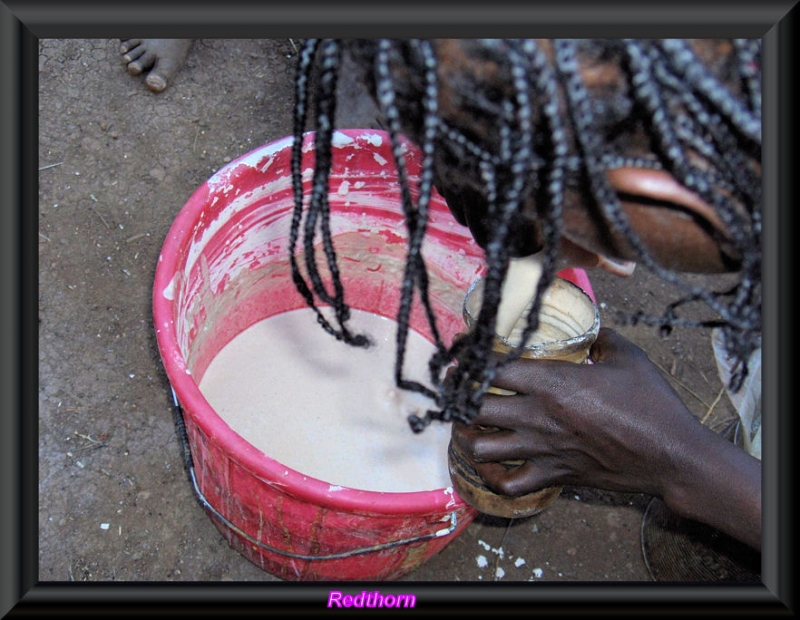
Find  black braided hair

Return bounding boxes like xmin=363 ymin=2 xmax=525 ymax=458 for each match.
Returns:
xmin=290 ymin=38 xmax=762 ymax=432
xmin=289 ymin=38 xmax=371 ymax=347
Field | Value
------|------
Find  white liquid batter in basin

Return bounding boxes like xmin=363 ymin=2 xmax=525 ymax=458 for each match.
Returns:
xmin=198 ymin=308 xmax=452 ymax=493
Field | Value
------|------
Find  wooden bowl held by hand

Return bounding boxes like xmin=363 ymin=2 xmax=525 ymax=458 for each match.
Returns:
xmin=448 ymin=273 xmax=600 ymax=519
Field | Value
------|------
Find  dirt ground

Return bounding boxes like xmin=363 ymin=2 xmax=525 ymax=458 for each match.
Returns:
xmin=37 ymin=38 xmax=749 ymax=593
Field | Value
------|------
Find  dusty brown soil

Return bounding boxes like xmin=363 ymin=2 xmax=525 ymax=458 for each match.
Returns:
xmin=36 ymin=38 xmax=744 ymax=600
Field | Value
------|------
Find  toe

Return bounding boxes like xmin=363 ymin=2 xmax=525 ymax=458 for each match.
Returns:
xmin=119 ymin=39 xmax=142 ymax=54
xmin=122 ymin=46 xmax=145 ymax=64
xmin=126 ymin=48 xmax=157 ymax=75
xmin=126 ymin=58 xmax=147 ymax=76
xmin=144 ymin=73 xmax=168 ymax=93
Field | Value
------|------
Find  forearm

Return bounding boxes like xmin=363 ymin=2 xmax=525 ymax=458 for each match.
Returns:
xmin=661 ymin=424 xmax=762 ymax=551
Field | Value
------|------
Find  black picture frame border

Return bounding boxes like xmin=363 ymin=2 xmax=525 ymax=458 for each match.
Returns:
xmin=3 ymin=0 xmax=796 ymax=615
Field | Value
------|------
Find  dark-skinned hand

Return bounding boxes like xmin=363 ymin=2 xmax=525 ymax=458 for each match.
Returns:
xmin=451 ymin=327 xmax=720 ymax=501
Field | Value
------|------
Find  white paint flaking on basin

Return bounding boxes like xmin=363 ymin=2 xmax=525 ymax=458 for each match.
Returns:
xmin=183 ymin=174 xmax=296 ymax=278
xmin=331 ymin=131 xmax=355 ymax=148
xmin=205 ymin=136 xmax=293 ymax=191
xmin=162 ymin=273 xmax=177 ymax=300
xmin=362 ymin=133 xmax=383 ymax=147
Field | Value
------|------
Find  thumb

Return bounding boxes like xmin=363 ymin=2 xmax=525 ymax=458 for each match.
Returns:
xmin=589 ymin=327 xmax=647 ymax=365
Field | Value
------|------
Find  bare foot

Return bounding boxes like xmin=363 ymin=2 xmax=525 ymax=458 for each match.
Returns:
xmin=119 ymin=39 xmax=193 ymax=93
